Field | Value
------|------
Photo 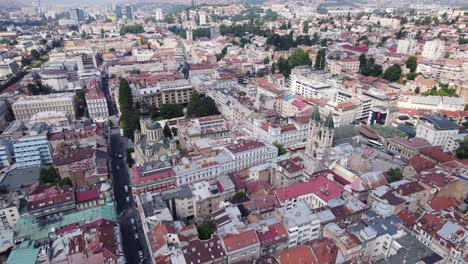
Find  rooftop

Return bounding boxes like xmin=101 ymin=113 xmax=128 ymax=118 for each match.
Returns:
xmin=274 ymin=176 xmax=344 ymax=203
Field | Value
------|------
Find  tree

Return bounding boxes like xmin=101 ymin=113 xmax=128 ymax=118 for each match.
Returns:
xmin=197 ymin=218 xmax=216 ymax=240
xmin=232 ymin=192 xmax=246 ymax=203
xmin=273 ymin=142 xmax=287 ymax=156
xmin=415 ymin=87 xmax=420 ymax=94
xmin=406 ymin=72 xmax=419 ymax=81
xmin=163 ymin=123 xmax=172 ymax=138
xmin=271 ymin=62 xmax=276 ymax=73
xmin=160 ymin=104 xmax=184 ymax=119
xmin=187 ymin=92 xmax=219 ymax=118
xmin=302 ymin=21 xmax=309 ymax=33
xmin=263 ymin=57 xmax=270 ymax=65
xmin=119 ymin=24 xmax=144 ymax=35
xmin=30 ymin=49 xmax=40 ymax=60
xmin=118 ymin=79 xmax=140 ymax=138
xmin=39 ymin=167 xmax=59 ymax=184
xmin=21 ymin=56 xmax=31 ymax=66
xmin=314 ymin=49 xmax=326 ymax=70
xmin=383 ymin=64 xmax=402 ymax=82
xmin=170 ymin=127 xmax=178 ymax=137
xmin=58 ymin=177 xmax=72 ymax=186
xmin=126 ymin=148 xmax=135 ymax=167
xmin=75 ymin=89 xmax=88 ymax=118
xmin=405 ymin=56 xmax=417 ymax=73
xmin=359 ymin=54 xmax=367 ymax=70
xmin=387 ymin=167 xmax=403 ymax=183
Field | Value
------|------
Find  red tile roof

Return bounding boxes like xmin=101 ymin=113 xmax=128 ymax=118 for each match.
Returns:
xmin=257 ymin=223 xmax=288 ymax=247
xmin=75 ymin=188 xmax=100 ymax=203
xmin=397 ymin=210 xmax=420 ymax=229
xmin=273 ymin=245 xmax=316 ymax=264
xmin=226 ymin=139 xmax=265 ymax=154
xmin=182 ymin=235 xmax=226 ymax=263
xmin=408 ymin=155 xmax=436 ymax=173
xmin=28 ymin=186 xmax=75 ymax=211
xmin=274 ymin=176 xmax=344 ymax=202
xmin=222 ymin=230 xmax=259 ymax=253
xmin=427 ymin=197 xmax=459 ymax=211
xmin=420 ymin=147 xmax=458 ymax=163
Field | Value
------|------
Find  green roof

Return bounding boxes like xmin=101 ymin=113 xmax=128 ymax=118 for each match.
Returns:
xmin=370 ymin=124 xmax=406 ymax=138
xmin=14 ymin=205 xmax=117 ymax=241
xmin=324 ymin=112 xmax=334 ymax=129
xmin=7 ymin=241 xmax=40 ymax=264
xmin=311 ymin=106 xmax=321 ymax=122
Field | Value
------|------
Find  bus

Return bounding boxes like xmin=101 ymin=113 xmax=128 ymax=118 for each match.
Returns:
xmin=367 ymin=139 xmax=383 ymax=149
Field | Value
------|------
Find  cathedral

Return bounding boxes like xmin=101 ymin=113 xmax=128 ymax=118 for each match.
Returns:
xmin=305 ymin=106 xmax=335 ymax=158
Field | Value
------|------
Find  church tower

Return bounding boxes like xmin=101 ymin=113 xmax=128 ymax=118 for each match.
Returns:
xmin=320 ymin=112 xmax=335 ymax=148
xmin=305 ymin=106 xmax=321 ymax=157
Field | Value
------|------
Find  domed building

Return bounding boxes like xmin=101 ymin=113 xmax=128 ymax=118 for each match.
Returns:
xmin=133 ymin=118 xmax=180 ymax=165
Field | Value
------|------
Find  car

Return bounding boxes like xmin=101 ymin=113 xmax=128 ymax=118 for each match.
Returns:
xmin=118 ymin=154 xmax=122 ymax=158
xmin=116 ymin=165 xmax=120 ymax=170
xmin=124 ymin=185 xmax=128 ymax=193
xmin=130 ymin=218 xmax=135 ymax=224
xmin=135 ymin=233 xmax=139 ymax=239
xmin=394 ymin=154 xmax=402 ymax=159
xmin=126 ymin=196 xmax=130 ymax=203
xmin=138 ymin=251 xmax=143 ymax=259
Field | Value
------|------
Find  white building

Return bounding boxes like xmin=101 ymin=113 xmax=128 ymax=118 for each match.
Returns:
xmin=132 ymin=48 xmax=155 ymax=62
xmin=86 ymin=88 xmax=109 ymax=122
xmin=416 ymin=116 xmax=459 ymax=147
xmin=443 ymin=133 xmax=467 ymax=153
xmin=12 ymin=93 xmax=76 ymax=121
xmin=290 ymin=71 xmax=336 ymax=99
xmin=275 ymin=202 xmax=321 ymax=248
xmin=0 ymin=59 xmax=20 ymax=79
xmin=397 ymin=39 xmax=417 ymax=55
xmin=422 ymin=40 xmax=445 ymax=60
xmin=155 ymin=8 xmax=163 ymax=21
xmin=173 ymin=139 xmax=277 ymax=185
xmin=397 ymin=96 xmax=465 ymax=112
xmin=40 ymin=69 xmax=69 ymax=91
xmin=253 ymin=116 xmax=310 ymax=148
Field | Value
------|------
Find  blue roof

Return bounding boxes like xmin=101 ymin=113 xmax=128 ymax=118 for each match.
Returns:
xmin=7 ymin=241 xmax=40 ymax=264
xmin=396 ymin=124 xmax=416 ymax=137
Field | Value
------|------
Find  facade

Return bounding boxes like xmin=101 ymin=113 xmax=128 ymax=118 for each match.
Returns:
xmin=1 ymin=121 xmax=53 ymax=168
xmin=85 ymin=81 xmax=109 ymax=122
xmin=290 ymin=71 xmax=335 ymax=99
xmin=397 ymin=39 xmax=417 ymax=55
xmin=275 ymin=202 xmax=321 ymax=248
xmin=443 ymin=133 xmax=467 ymax=154
xmin=253 ymin=116 xmax=309 ymax=148
xmin=12 ymin=93 xmax=76 ymax=121
xmin=415 ymin=116 xmax=459 ymax=146
xmin=422 ymin=40 xmax=445 ymax=60
xmin=397 ymin=96 xmax=465 ymax=112
xmin=40 ymin=69 xmax=69 ymax=91
xmin=139 ymin=79 xmax=194 ymax=108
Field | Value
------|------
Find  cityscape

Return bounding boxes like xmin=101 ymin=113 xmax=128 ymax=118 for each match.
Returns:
xmin=0 ymin=0 xmax=467 ymax=263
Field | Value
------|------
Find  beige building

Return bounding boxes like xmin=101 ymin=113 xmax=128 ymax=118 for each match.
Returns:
xmin=139 ymin=79 xmax=194 ymax=108
xmin=12 ymin=93 xmax=76 ymax=120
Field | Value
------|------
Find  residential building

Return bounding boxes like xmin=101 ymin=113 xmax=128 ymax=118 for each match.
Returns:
xmin=274 ymin=176 xmax=344 ymax=210
xmin=182 ymin=235 xmax=227 ymax=264
xmin=85 ymin=80 xmax=109 ymax=122
xmin=221 ymin=230 xmax=260 ymax=263
xmin=443 ymin=133 xmax=468 ymax=154
xmin=139 ymin=79 xmax=194 ymax=108
xmin=253 ymin=116 xmax=310 ymax=148
xmin=397 ymin=96 xmax=465 ymax=112
xmin=290 ymin=67 xmax=336 ymax=99
xmin=415 ymin=115 xmax=459 ymax=146
xmin=397 ymin=39 xmax=417 ymax=55
xmin=12 ymin=93 xmax=76 ymax=121
xmin=422 ymin=40 xmax=445 ymax=60
xmin=27 ymin=186 xmax=75 ymax=219
xmin=191 ymin=176 xmax=235 ymax=221
xmin=275 ymin=202 xmax=321 ymax=248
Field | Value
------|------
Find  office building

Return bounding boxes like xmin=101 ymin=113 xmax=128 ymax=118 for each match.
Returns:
xmin=416 ymin=115 xmax=459 ymax=147
xmin=125 ymin=5 xmax=133 ymax=20
xmin=155 ymin=8 xmax=163 ymax=21
xmin=12 ymin=93 xmax=76 ymax=121
xmin=70 ymin=8 xmax=86 ymax=23
xmin=139 ymin=79 xmax=194 ymax=108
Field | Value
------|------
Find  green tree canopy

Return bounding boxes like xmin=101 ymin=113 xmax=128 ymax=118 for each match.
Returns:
xmin=314 ymin=49 xmax=326 ymax=70
xmin=187 ymin=92 xmax=219 ymax=118
xmin=405 ymin=56 xmax=418 ymax=73
xmin=120 ymin=24 xmax=144 ymax=35
xmin=383 ymin=64 xmax=402 ymax=82
xmin=197 ymin=218 xmax=217 ymax=240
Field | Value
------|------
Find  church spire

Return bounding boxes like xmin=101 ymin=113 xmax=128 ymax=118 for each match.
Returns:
xmin=311 ymin=106 xmax=321 ymax=122
xmin=324 ymin=112 xmax=334 ymax=129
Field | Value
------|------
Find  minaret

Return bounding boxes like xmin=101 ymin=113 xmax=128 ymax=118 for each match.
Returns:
xmin=320 ymin=112 xmax=335 ymax=148
xmin=305 ymin=106 xmax=321 ymax=157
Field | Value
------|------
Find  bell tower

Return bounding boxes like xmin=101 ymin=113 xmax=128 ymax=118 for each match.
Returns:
xmin=305 ymin=106 xmax=321 ymax=157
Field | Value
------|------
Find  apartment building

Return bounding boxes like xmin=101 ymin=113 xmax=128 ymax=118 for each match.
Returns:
xmin=422 ymin=40 xmax=445 ymax=60
xmin=397 ymin=39 xmax=417 ymax=55
xmin=12 ymin=93 xmax=76 ymax=121
xmin=139 ymin=79 xmax=194 ymax=108
xmin=0 ymin=59 xmax=20 ymax=79
xmin=85 ymin=80 xmax=109 ymax=122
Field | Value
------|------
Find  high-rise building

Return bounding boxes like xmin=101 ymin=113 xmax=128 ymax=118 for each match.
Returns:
xmin=115 ymin=5 xmax=122 ymax=19
xmin=397 ymin=39 xmax=417 ymax=55
xmin=155 ymin=8 xmax=163 ymax=21
xmin=125 ymin=5 xmax=133 ymax=20
xmin=199 ymin=11 xmax=207 ymax=25
xmin=70 ymin=8 xmax=86 ymax=23
xmin=422 ymin=39 xmax=445 ymax=60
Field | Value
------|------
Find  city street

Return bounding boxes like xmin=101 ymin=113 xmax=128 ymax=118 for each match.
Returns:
xmin=109 ymin=128 xmax=150 ymax=264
